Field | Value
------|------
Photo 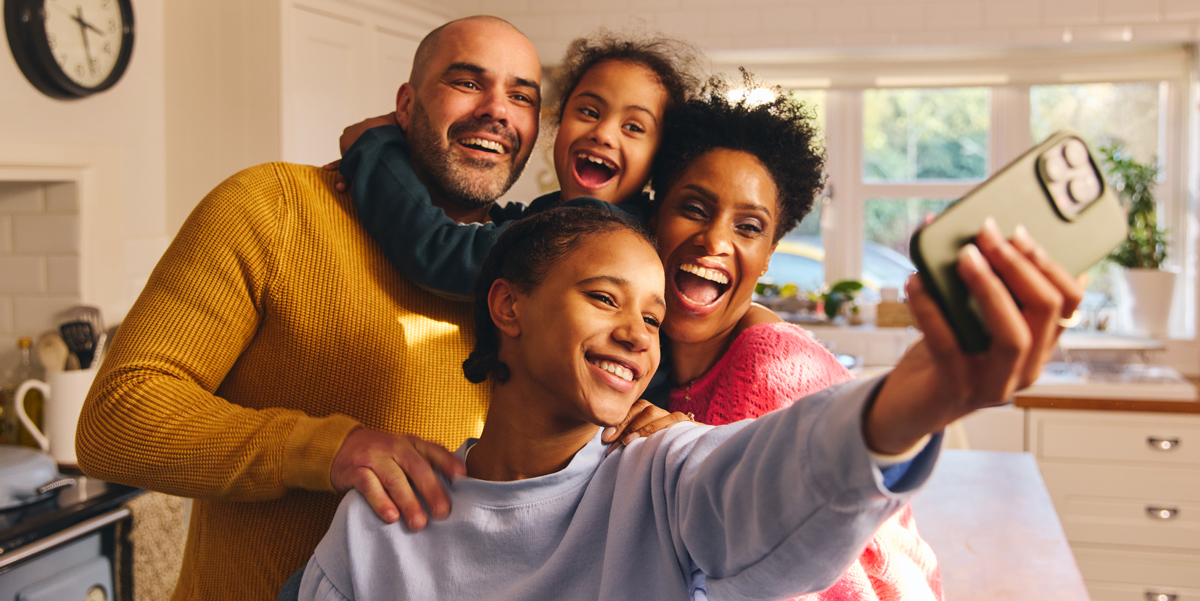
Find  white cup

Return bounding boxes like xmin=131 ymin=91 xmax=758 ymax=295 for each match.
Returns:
xmin=15 ymin=368 xmax=98 ymax=466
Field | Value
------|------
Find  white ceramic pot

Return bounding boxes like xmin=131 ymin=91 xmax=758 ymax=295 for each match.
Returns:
xmin=1115 ymin=267 xmax=1177 ymax=338
xmin=14 ymin=368 xmax=99 ymax=466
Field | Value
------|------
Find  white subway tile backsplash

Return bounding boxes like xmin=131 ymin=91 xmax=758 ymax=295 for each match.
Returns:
xmin=0 ymin=299 xmax=13 ymax=335
xmin=47 ymin=257 xmax=79 ymax=294
xmin=1132 ymin=22 xmax=1194 ymax=41
xmin=0 ymin=258 xmax=46 ymax=294
xmin=12 ymin=215 xmax=79 ymax=254
xmin=654 ymin=9 xmax=708 ymax=37
xmin=1164 ymin=0 xmax=1200 ymax=20
xmin=13 ymin=296 xmax=78 ymax=336
xmin=896 ymin=30 xmax=959 ymax=46
xmin=1013 ymin=26 xmax=1071 ymax=43
xmin=1043 ymin=0 xmax=1102 ymax=25
xmin=924 ymin=2 xmax=984 ymax=29
xmin=1101 ymin=0 xmax=1162 ymax=23
xmin=0 ymin=183 xmax=45 ymax=213
xmin=507 ymin=14 xmax=555 ymax=37
xmin=951 ymin=27 xmax=1015 ymax=44
xmin=814 ymin=5 xmax=870 ymax=32
xmin=761 ymin=7 xmax=816 ymax=34
xmin=983 ymin=0 xmax=1041 ymax=27
xmin=1070 ymin=23 xmax=1132 ymax=41
xmin=44 ymin=182 xmax=78 ymax=212
xmin=707 ymin=8 xmax=761 ymax=36
xmin=869 ymin=4 xmax=924 ymax=31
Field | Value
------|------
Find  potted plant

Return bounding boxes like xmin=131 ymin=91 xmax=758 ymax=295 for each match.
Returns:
xmin=1100 ymin=142 xmax=1174 ymax=337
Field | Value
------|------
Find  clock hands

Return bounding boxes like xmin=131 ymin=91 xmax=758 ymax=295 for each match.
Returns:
xmin=73 ymin=6 xmax=96 ymax=75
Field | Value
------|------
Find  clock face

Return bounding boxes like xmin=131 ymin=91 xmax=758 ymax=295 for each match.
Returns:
xmin=42 ymin=0 xmax=126 ymax=89
xmin=4 ymin=0 xmax=135 ymax=98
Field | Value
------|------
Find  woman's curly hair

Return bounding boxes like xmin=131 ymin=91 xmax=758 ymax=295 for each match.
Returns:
xmin=462 ymin=207 xmax=655 ymax=384
xmin=649 ymin=71 xmax=826 ymax=242
xmin=550 ymin=29 xmax=701 ymax=126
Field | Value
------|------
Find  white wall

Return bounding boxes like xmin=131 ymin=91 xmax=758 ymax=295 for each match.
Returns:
xmin=0 ymin=0 xmax=166 ymax=325
xmin=440 ymin=0 xmax=1200 ymax=61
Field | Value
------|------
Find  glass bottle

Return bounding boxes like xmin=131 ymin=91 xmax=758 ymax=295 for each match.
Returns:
xmin=4 ymin=337 xmax=45 ymax=448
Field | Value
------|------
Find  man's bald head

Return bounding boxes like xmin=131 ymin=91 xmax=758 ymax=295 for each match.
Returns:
xmin=409 ymin=16 xmax=527 ymax=90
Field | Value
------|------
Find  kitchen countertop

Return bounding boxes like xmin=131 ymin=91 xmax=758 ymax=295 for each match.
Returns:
xmin=1013 ymin=364 xmax=1200 ymax=413
xmin=910 ymin=450 xmax=1089 ymax=601
xmin=0 ymin=473 xmax=142 ymax=556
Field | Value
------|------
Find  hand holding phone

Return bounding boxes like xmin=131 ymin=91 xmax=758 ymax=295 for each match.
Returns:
xmin=909 ymin=130 xmax=1127 ymax=353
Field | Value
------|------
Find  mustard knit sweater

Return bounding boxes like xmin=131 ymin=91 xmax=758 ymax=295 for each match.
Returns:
xmin=77 ymin=163 xmax=490 ymax=601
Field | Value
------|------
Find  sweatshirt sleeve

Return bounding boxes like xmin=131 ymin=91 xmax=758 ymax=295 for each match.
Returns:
xmin=661 ymin=375 xmax=940 ymax=600
xmin=340 ymin=125 xmax=513 ymax=301
xmin=76 ymin=165 xmax=361 ymax=500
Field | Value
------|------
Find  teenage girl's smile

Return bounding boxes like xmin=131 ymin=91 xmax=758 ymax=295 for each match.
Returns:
xmin=554 ymin=60 xmax=668 ymax=204
xmin=505 ymin=227 xmax=665 ymax=427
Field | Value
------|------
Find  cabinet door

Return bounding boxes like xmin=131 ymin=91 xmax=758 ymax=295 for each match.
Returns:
xmin=368 ymin=26 xmax=419 ymax=116
xmin=284 ymin=6 xmax=368 ymax=167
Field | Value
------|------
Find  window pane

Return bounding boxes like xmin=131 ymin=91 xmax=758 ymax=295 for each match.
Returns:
xmin=759 ymin=88 xmax=828 ymax=295
xmin=862 ymin=198 xmax=951 ymax=298
xmin=1030 ymin=82 xmax=1161 ymax=166
xmin=1031 ymin=82 xmax=1163 ymax=321
xmin=863 ymin=88 xmax=990 ymax=181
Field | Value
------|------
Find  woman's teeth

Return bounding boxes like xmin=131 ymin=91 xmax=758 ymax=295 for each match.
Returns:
xmin=595 ymin=360 xmax=633 ymax=382
xmin=461 ymin=137 xmax=507 ymax=154
xmin=679 ymin=263 xmax=730 ymax=285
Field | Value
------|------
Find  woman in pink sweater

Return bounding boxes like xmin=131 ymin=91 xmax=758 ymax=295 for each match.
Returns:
xmin=648 ymin=78 xmax=942 ymax=601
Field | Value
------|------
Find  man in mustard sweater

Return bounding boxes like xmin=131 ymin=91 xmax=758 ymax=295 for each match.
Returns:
xmin=76 ymin=16 xmax=542 ymax=601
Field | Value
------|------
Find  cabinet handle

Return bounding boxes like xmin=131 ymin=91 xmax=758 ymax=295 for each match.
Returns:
xmin=1145 ymin=593 xmax=1177 ymax=601
xmin=1146 ymin=506 xmax=1179 ymax=520
xmin=1147 ymin=437 xmax=1180 ymax=451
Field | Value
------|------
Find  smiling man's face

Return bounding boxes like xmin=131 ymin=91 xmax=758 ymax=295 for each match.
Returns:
xmin=397 ymin=18 xmax=542 ymax=212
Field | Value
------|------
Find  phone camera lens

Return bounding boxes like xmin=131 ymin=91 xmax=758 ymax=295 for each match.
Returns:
xmin=1043 ymin=152 xmax=1069 ymax=182
xmin=1063 ymin=138 xmax=1089 ymax=168
xmin=1068 ymin=175 xmax=1100 ymax=204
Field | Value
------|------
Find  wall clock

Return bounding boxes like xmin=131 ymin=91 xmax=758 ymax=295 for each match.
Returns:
xmin=5 ymin=0 xmax=135 ymax=99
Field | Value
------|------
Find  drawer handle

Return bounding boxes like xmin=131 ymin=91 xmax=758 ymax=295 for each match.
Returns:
xmin=1147 ymin=437 xmax=1180 ymax=451
xmin=1146 ymin=593 xmax=1177 ymax=601
xmin=1146 ymin=506 xmax=1179 ymax=520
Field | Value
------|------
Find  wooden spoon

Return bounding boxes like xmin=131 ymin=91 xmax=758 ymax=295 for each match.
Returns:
xmin=36 ymin=331 xmax=70 ymax=372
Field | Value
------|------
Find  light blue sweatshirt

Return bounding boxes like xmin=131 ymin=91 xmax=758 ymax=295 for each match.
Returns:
xmin=298 ymin=376 xmax=940 ymax=601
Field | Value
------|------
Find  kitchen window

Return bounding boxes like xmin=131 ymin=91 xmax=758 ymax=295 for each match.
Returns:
xmin=755 ymin=46 xmax=1194 ymax=347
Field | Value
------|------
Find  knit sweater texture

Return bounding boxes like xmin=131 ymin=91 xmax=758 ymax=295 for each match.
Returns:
xmin=76 ymin=163 xmax=490 ymax=601
xmin=668 ymin=322 xmax=942 ymax=601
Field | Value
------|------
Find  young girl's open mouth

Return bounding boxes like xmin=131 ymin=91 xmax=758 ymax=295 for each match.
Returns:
xmin=572 ymin=151 xmax=619 ymax=191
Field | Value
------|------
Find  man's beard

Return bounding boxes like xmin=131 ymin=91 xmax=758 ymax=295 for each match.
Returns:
xmin=406 ymin=101 xmax=527 ymax=211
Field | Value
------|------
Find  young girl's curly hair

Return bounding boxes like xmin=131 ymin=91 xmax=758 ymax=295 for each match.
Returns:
xmin=463 ymin=207 xmax=655 ymax=384
xmin=550 ymin=29 xmax=701 ymax=126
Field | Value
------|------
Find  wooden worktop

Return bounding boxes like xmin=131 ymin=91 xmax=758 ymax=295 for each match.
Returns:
xmin=910 ymin=450 xmax=1090 ymax=601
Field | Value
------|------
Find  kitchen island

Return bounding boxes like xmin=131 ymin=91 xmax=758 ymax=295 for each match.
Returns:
xmin=910 ymin=449 xmax=1090 ymax=601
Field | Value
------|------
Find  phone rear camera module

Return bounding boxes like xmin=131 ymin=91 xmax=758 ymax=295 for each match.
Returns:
xmin=1038 ymin=136 xmax=1105 ymax=221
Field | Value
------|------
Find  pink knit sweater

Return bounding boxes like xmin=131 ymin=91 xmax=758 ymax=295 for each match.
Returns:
xmin=668 ymin=322 xmax=943 ymax=601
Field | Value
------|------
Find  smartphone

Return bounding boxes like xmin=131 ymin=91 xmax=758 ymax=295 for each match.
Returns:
xmin=909 ymin=130 xmax=1128 ymax=353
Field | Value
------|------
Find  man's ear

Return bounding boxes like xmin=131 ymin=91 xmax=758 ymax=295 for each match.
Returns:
xmin=395 ymin=83 xmax=416 ymax=132
xmin=488 ymin=279 xmax=522 ymax=339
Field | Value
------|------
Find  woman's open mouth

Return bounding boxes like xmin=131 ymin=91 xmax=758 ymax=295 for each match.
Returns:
xmin=572 ymin=152 xmax=619 ymax=191
xmin=585 ymin=353 xmax=639 ymax=393
xmin=673 ymin=262 xmax=731 ymax=313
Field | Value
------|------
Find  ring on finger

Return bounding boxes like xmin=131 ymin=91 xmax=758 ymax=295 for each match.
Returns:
xmin=686 ymin=412 xmax=695 ymax=421
xmin=1056 ymin=309 xmax=1082 ymax=328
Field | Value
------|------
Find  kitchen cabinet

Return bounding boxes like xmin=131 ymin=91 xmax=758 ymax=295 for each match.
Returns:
xmin=1024 ymin=406 xmax=1200 ymax=600
xmin=165 ymin=0 xmax=444 ymax=231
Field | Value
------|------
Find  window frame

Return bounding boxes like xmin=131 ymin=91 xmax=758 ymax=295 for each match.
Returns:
xmin=736 ymin=44 xmax=1199 ymax=370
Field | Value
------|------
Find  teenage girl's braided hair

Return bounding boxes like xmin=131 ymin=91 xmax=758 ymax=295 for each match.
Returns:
xmin=462 ymin=207 xmax=655 ymax=384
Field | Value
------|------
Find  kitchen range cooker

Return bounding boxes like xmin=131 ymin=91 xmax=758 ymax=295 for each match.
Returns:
xmin=0 ymin=446 xmax=141 ymax=600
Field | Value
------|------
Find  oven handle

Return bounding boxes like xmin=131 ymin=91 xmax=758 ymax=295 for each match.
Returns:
xmin=0 ymin=507 xmax=131 ymax=568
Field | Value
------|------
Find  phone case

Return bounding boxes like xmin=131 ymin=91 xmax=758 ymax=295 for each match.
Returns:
xmin=909 ymin=130 xmax=1128 ymax=353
